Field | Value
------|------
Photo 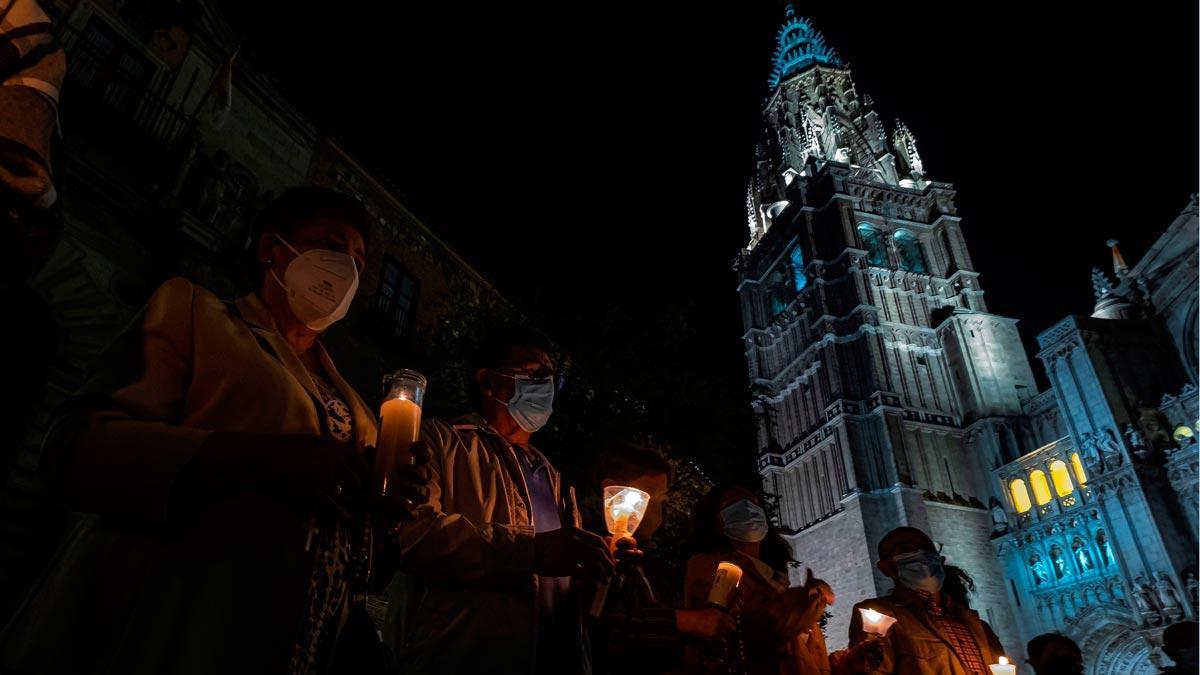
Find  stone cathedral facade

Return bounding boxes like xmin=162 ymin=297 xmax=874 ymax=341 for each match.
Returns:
xmin=736 ymin=9 xmax=1199 ymax=673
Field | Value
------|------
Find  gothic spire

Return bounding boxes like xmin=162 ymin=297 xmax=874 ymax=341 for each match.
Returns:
xmin=767 ymin=6 xmax=843 ymax=89
xmin=1106 ymin=238 xmax=1130 ymax=279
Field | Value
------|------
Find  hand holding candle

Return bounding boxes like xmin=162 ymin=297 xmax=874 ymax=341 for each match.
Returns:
xmin=989 ymin=656 xmax=1016 ymax=675
xmin=858 ymin=607 xmax=897 ymax=637
xmin=589 ymin=485 xmax=651 ymax=617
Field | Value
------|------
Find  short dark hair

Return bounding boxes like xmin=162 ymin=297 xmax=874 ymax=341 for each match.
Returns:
xmin=1027 ymin=633 xmax=1081 ymax=664
xmin=246 ymin=186 xmax=372 ymax=281
xmin=467 ymin=325 xmax=555 ymax=411
xmin=597 ymin=443 xmax=673 ymax=485
xmin=877 ymin=526 xmax=936 ymax=561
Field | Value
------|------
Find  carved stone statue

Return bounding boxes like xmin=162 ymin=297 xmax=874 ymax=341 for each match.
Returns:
xmin=1079 ymin=432 xmax=1101 ymax=470
xmin=1125 ymin=423 xmax=1150 ymax=460
xmin=1099 ymin=428 xmax=1125 ymax=470
xmin=990 ymin=497 xmax=1009 ymax=533
xmin=1136 ymin=574 xmax=1165 ymax=624
xmin=1072 ymin=537 xmax=1094 ymax=571
xmin=1096 ymin=531 xmax=1116 ymax=567
xmin=1050 ymin=545 xmax=1070 ymax=579
xmin=1157 ymin=572 xmax=1185 ymax=620
xmin=1030 ymin=554 xmax=1049 ymax=585
xmin=1185 ymin=572 xmax=1199 ymax=607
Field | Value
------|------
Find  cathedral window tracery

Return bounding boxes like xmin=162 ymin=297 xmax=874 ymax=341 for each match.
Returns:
xmin=894 ymin=229 xmax=928 ymax=273
xmin=790 ymin=245 xmax=807 ymax=291
xmin=857 ymin=224 xmax=888 ymax=266
xmin=1010 ymin=478 xmax=1032 ymax=514
xmin=1070 ymin=452 xmax=1088 ymax=485
xmin=1030 ymin=469 xmax=1052 ymax=506
xmin=1049 ymin=460 xmax=1075 ymax=497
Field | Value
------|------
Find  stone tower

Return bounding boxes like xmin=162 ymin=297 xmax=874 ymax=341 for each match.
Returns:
xmin=736 ymin=7 xmax=1033 ymax=651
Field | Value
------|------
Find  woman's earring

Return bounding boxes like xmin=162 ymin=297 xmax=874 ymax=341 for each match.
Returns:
xmin=266 ymin=258 xmax=274 ymax=265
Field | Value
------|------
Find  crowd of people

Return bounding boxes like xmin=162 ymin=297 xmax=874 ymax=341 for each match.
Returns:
xmin=0 ymin=186 xmax=1195 ymax=675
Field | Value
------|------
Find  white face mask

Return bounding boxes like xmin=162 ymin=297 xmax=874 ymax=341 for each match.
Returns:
xmin=270 ymin=234 xmax=359 ymax=331
xmin=720 ymin=499 xmax=769 ymax=543
xmin=488 ymin=371 xmax=555 ymax=433
xmin=892 ymin=550 xmax=946 ymax=593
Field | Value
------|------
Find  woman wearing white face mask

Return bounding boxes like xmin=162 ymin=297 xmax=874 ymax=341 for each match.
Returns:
xmin=2 ymin=187 xmax=430 ymax=675
xmin=684 ymin=484 xmax=836 ymax=675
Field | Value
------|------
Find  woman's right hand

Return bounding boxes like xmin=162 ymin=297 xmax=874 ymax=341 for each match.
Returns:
xmin=185 ymin=431 xmax=371 ymax=515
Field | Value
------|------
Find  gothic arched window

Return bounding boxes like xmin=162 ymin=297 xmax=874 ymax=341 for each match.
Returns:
xmin=894 ymin=229 xmax=928 ymax=273
xmin=1070 ymin=452 xmax=1088 ymax=486
xmin=1049 ymin=460 xmax=1074 ymax=497
xmin=1009 ymin=478 xmax=1032 ymax=514
xmin=857 ymin=224 xmax=888 ymax=267
xmin=1029 ymin=469 xmax=1052 ymax=506
xmin=790 ymin=245 xmax=807 ymax=292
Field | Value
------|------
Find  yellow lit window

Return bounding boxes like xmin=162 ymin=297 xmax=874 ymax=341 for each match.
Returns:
xmin=1049 ymin=460 xmax=1074 ymax=497
xmin=1070 ymin=452 xmax=1088 ymax=485
xmin=1030 ymin=470 xmax=1052 ymax=506
xmin=1174 ymin=425 xmax=1194 ymax=443
xmin=1009 ymin=478 xmax=1032 ymax=514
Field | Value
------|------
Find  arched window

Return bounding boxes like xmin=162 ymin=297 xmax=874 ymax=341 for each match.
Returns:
xmin=790 ymin=245 xmax=807 ymax=292
xmin=1029 ymin=469 xmax=1052 ymax=506
xmin=1070 ymin=452 xmax=1088 ymax=485
xmin=1049 ymin=460 xmax=1074 ymax=497
xmin=1009 ymin=478 xmax=1032 ymax=514
xmin=857 ymin=224 xmax=888 ymax=267
xmin=894 ymin=229 xmax=928 ymax=273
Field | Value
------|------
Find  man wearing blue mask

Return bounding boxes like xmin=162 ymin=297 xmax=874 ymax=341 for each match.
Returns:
xmin=845 ymin=527 xmax=1006 ymax=675
xmin=386 ymin=326 xmax=614 ymax=675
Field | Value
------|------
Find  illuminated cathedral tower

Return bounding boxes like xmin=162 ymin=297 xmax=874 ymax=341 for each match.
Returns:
xmin=736 ymin=7 xmax=1035 ymax=652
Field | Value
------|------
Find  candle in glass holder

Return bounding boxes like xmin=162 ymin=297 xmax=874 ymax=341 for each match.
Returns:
xmin=859 ymin=607 xmax=897 ymax=637
xmin=375 ymin=369 xmax=426 ymax=496
xmin=988 ymin=656 xmax=1016 ymax=675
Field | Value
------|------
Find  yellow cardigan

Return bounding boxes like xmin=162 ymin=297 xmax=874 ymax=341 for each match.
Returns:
xmin=2 ymin=277 xmax=378 ymax=675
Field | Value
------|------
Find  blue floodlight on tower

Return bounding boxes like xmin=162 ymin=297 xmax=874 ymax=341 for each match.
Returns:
xmin=767 ymin=5 xmax=843 ymax=90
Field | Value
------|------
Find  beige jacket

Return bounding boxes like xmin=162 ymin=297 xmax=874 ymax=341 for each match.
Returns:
xmin=848 ymin=589 xmax=1005 ymax=675
xmin=386 ymin=414 xmax=590 ymax=675
xmin=1 ymin=278 xmax=378 ymax=675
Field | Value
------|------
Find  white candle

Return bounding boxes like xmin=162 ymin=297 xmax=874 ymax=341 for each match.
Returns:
xmin=989 ymin=656 xmax=1017 ymax=675
xmin=859 ymin=607 xmax=897 ymax=637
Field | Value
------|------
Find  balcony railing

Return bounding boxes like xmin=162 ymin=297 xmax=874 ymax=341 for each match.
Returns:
xmin=52 ymin=18 xmax=192 ymax=155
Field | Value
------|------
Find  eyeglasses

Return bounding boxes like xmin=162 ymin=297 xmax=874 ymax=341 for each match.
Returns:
xmin=488 ymin=368 xmax=567 ymax=393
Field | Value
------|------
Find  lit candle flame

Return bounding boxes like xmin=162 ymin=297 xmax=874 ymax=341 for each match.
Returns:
xmin=999 ymin=657 xmax=1009 ymax=665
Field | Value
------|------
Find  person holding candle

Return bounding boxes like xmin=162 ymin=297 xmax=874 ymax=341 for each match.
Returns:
xmin=386 ymin=327 xmax=615 ymax=675
xmin=589 ymin=443 xmax=740 ymax=675
xmin=683 ymin=483 xmax=835 ymax=675
xmin=1 ymin=187 xmax=432 ymax=675
xmin=844 ymin=527 xmax=1006 ymax=675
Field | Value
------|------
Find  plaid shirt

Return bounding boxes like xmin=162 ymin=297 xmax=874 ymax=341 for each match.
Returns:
xmin=911 ymin=590 xmax=988 ymax=675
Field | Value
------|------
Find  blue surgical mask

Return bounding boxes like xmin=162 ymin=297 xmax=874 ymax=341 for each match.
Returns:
xmin=720 ymin=499 xmax=769 ymax=543
xmin=893 ymin=550 xmax=946 ymax=593
xmin=489 ymin=371 xmax=554 ymax=433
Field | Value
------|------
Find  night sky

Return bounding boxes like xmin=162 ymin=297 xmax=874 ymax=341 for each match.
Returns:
xmin=225 ymin=1 xmax=1199 ymax=390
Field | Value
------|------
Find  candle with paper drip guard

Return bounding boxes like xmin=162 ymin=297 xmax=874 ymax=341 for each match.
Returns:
xmin=706 ymin=561 xmax=743 ymax=607
xmin=988 ymin=656 xmax=1016 ymax=675
xmin=858 ymin=607 xmax=897 ymax=637
xmin=588 ymin=486 xmax=651 ymax=617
